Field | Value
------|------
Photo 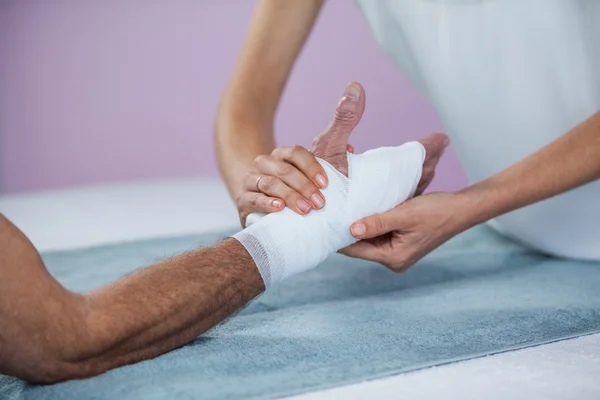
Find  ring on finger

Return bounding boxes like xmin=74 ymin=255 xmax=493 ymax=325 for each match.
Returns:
xmin=255 ymin=175 xmax=263 ymax=192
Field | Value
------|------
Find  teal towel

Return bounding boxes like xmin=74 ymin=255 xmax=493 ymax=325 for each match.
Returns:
xmin=1 ymin=226 xmax=600 ymax=399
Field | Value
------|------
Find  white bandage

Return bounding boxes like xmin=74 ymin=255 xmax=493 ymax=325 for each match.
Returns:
xmin=233 ymin=142 xmax=426 ymax=287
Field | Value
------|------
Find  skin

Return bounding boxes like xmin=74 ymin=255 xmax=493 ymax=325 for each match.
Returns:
xmin=216 ymin=0 xmax=600 ymax=270
xmin=0 ymin=216 xmax=264 ymax=384
xmin=214 ymin=0 xmax=447 ymax=227
xmin=215 ymin=0 xmax=445 ymax=226
xmin=215 ymin=0 xmax=327 ymax=226
xmin=3 ymin=85 xmax=443 ymax=384
xmin=343 ymin=110 xmax=600 ymax=270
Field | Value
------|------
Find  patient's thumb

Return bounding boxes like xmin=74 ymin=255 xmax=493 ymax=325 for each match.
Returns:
xmin=311 ymin=82 xmax=365 ymax=157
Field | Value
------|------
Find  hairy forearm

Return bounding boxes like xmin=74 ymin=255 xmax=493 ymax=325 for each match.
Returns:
xmin=214 ymin=0 xmax=324 ymax=198
xmin=0 ymin=216 xmax=263 ymax=383
xmin=457 ymin=110 xmax=600 ymax=229
xmin=79 ymin=239 xmax=263 ymax=376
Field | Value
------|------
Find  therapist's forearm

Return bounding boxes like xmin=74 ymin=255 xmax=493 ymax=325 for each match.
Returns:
xmin=214 ymin=0 xmax=325 ymax=199
xmin=457 ymin=110 xmax=600 ymax=228
xmin=215 ymin=101 xmax=275 ymax=200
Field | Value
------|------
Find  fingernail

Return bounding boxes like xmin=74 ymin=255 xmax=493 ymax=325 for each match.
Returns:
xmin=344 ymin=83 xmax=360 ymax=100
xmin=297 ymin=199 xmax=312 ymax=213
xmin=351 ymin=223 xmax=366 ymax=238
xmin=339 ymin=96 xmax=356 ymax=112
xmin=315 ymin=174 xmax=327 ymax=188
xmin=311 ymin=193 xmax=325 ymax=209
xmin=272 ymin=199 xmax=284 ymax=209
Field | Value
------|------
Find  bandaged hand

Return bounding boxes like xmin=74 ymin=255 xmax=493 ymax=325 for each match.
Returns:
xmin=235 ymin=142 xmax=426 ymax=286
xmin=234 ymin=82 xmax=448 ymax=287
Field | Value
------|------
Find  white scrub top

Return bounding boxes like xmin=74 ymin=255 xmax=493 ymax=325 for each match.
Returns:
xmin=355 ymin=0 xmax=600 ymax=260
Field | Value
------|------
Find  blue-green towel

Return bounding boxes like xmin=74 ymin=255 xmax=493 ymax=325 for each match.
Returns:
xmin=1 ymin=225 xmax=600 ymax=399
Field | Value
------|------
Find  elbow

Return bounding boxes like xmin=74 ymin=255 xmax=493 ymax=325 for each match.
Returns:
xmin=0 ymin=351 xmax=98 ymax=385
xmin=0 ymin=294 xmax=103 ymax=384
xmin=16 ymin=360 xmax=80 ymax=385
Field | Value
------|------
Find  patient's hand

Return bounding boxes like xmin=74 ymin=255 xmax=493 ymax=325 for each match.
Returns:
xmin=236 ymin=81 xmax=448 ymax=226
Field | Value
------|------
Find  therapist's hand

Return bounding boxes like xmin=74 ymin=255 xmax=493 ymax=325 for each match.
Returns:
xmin=344 ymin=109 xmax=600 ymax=270
xmin=341 ymin=192 xmax=467 ymax=272
xmin=236 ymin=82 xmax=364 ymax=226
xmin=340 ymin=133 xmax=453 ymax=272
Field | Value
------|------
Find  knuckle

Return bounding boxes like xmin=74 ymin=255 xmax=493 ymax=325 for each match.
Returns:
xmin=248 ymin=193 xmax=260 ymax=207
xmin=300 ymin=180 xmax=317 ymax=195
xmin=335 ymin=108 xmax=356 ymax=123
xmin=369 ymin=217 xmax=385 ymax=234
xmin=390 ymin=257 xmax=412 ymax=273
xmin=291 ymin=145 xmax=305 ymax=158
xmin=275 ymin=162 xmax=293 ymax=177
xmin=252 ymin=155 xmax=268 ymax=169
xmin=261 ymin=176 xmax=277 ymax=192
xmin=271 ymin=146 xmax=284 ymax=159
xmin=386 ymin=259 xmax=405 ymax=273
xmin=262 ymin=197 xmax=273 ymax=208
xmin=390 ymin=266 xmax=404 ymax=274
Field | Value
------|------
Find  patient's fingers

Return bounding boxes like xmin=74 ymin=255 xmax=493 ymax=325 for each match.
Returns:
xmin=236 ymin=191 xmax=284 ymax=227
xmin=414 ymin=133 xmax=450 ymax=195
xmin=311 ymin=82 xmax=366 ymax=177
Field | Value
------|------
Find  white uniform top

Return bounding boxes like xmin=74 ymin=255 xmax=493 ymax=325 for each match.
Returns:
xmin=355 ymin=0 xmax=600 ymax=260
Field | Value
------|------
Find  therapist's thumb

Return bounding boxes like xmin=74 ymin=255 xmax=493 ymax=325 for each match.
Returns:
xmin=350 ymin=209 xmax=399 ymax=240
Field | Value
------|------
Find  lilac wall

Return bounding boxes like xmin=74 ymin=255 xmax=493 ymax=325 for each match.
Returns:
xmin=0 ymin=0 xmax=467 ymax=194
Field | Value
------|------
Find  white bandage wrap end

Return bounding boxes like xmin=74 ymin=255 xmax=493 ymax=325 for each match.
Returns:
xmin=233 ymin=142 xmax=426 ymax=287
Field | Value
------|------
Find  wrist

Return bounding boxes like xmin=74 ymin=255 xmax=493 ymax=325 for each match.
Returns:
xmin=454 ymin=178 xmax=507 ymax=230
xmin=215 ymin=102 xmax=275 ymax=200
xmin=215 ymin=108 xmax=274 ymax=158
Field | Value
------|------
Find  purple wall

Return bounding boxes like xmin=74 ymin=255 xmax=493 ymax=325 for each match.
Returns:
xmin=0 ymin=0 xmax=467 ymax=194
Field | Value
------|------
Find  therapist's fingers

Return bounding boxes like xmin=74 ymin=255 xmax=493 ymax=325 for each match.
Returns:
xmin=236 ymin=191 xmax=285 ymax=227
xmin=242 ymin=172 xmax=315 ymax=214
xmin=270 ymin=145 xmax=328 ymax=191
xmin=311 ymin=82 xmax=366 ymax=177
xmin=349 ymin=207 xmax=404 ymax=240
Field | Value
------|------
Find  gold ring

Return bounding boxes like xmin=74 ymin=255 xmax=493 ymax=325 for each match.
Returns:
xmin=255 ymin=175 xmax=263 ymax=192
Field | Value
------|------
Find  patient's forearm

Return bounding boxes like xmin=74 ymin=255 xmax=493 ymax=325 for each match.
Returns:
xmin=0 ymin=215 xmax=263 ymax=383
xmin=81 ymin=239 xmax=263 ymax=375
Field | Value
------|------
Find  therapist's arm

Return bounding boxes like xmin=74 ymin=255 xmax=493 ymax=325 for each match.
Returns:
xmin=344 ymin=110 xmax=600 ymax=271
xmin=215 ymin=0 xmax=329 ymax=224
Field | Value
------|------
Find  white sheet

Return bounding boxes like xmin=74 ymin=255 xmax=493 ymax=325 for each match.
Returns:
xmin=0 ymin=179 xmax=240 ymax=252
xmin=1 ymin=178 xmax=599 ymax=399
